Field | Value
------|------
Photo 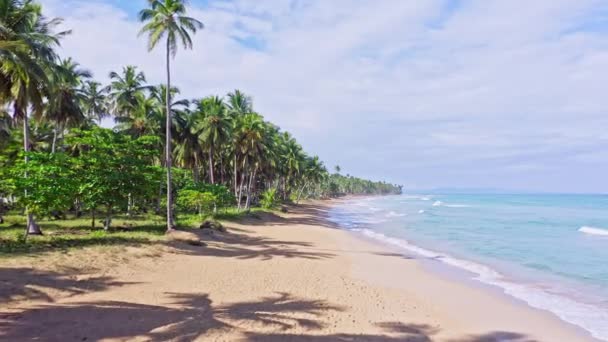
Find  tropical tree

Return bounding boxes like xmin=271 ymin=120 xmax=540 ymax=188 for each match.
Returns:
xmin=0 ymin=0 xmax=69 ymax=235
xmin=115 ymin=92 xmax=161 ymax=138
xmin=81 ymin=80 xmax=108 ymax=124
xmin=194 ymin=96 xmax=232 ymax=184
xmin=107 ymin=65 xmax=148 ymax=117
xmin=138 ymin=0 xmax=203 ymax=231
xmin=44 ymin=57 xmax=91 ymax=153
xmin=233 ymin=113 xmax=268 ymax=209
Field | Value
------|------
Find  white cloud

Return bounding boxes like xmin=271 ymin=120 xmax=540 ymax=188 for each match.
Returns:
xmin=39 ymin=0 xmax=608 ymax=192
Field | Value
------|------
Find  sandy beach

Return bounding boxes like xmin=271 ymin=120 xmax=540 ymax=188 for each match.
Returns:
xmin=0 ymin=200 xmax=593 ymax=341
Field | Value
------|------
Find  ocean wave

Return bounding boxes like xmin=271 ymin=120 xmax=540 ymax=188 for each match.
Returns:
xmin=431 ymin=201 xmax=470 ymax=208
xmin=579 ymin=226 xmax=608 ymax=236
xmin=386 ymin=211 xmax=407 ymax=218
xmin=351 ymin=228 xmax=608 ymax=341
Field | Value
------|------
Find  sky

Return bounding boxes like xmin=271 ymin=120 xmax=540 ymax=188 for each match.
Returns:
xmin=38 ymin=0 xmax=608 ymax=193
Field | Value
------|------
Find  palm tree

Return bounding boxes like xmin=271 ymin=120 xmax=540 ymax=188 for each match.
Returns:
xmin=226 ymin=89 xmax=252 ymax=116
xmin=0 ymin=0 xmax=69 ymax=235
xmin=115 ymin=92 xmax=161 ymax=138
xmin=194 ymin=96 xmax=231 ymax=184
xmin=174 ymin=108 xmax=205 ymax=181
xmin=81 ymin=80 xmax=108 ymax=124
xmin=234 ymin=113 xmax=268 ymax=209
xmin=139 ymin=0 xmax=203 ymax=230
xmin=226 ymin=90 xmax=252 ymax=195
xmin=44 ymin=57 xmax=91 ymax=153
xmin=107 ymin=65 xmax=148 ymax=117
xmin=296 ymin=156 xmax=326 ymax=202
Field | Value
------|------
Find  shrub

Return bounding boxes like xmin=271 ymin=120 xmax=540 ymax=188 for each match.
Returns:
xmin=260 ymin=188 xmax=279 ymax=209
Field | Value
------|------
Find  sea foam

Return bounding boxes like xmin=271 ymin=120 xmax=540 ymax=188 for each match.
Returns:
xmin=386 ymin=211 xmax=407 ymax=218
xmin=352 ymin=228 xmax=608 ymax=341
xmin=579 ymin=226 xmax=608 ymax=236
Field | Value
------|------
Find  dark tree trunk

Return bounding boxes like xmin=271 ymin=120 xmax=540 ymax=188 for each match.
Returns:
xmin=91 ymin=209 xmax=96 ymax=229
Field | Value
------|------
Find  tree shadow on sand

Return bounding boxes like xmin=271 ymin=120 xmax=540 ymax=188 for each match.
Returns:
xmin=241 ymin=203 xmax=340 ymax=229
xmin=1 ymin=289 xmax=538 ymax=342
xmin=0 ymin=268 xmax=135 ymax=304
xmin=0 ymin=292 xmax=344 ymax=341
xmin=169 ymin=229 xmax=336 ymax=261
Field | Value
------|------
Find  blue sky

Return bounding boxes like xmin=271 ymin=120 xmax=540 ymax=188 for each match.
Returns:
xmin=39 ymin=0 xmax=608 ymax=193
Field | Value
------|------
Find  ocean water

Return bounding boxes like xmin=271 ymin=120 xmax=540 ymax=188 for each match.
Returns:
xmin=328 ymin=194 xmax=608 ymax=341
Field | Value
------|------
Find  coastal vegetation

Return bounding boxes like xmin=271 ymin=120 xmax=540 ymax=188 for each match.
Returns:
xmin=0 ymin=0 xmax=401 ymax=250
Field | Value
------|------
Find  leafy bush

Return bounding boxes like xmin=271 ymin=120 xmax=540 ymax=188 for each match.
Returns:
xmin=260 ymin=188 xmax=279 ymax=209
xmin=176 ymin=190 xmax=216 ymax=219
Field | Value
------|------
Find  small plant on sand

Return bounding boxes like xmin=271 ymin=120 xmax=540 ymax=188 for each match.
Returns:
xmin=260 ymin=188 xmax=279 ymax=210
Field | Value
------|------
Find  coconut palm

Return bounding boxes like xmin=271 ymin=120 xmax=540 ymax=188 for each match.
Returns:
xmin=44 ymin=57 xmax=91 ymax=152
xmin=139 ymin=0 xmax=203 ymax=230
xmin=107 ymin=65 xmax=148 ymax=117
xmin=81 ymin=80 xmax=108 ymax=124
xmin=226 ymin=89 xmax=252 ymax=116
xmin=233 ymin=113 xmax=268 ymax=209
xmin=115 ymin=92 xmax=161 ymax=138
xmin=0 ymin=0 xmax=69 ymax=235
xmin=193 ymin=96 xmax=232 ymax=184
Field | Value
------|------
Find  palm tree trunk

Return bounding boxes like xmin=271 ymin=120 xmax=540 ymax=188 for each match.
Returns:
xmin=237 ymin=160 xmax=247 ymax=210
xmin=245 ymin=166 xmax=257 ymax=210
xmin=296 ymin=181 xmax=309 ymax=204
xmin=219 ymin=156 xmax=225 ymax=184
xmin=165 ymin=38 xmax=175 ymax=231
xmin=208 ymin=145 xmax=215 ymax=184
xmin=233 ymin=154 xmax=238 ymax=198
xmin=104 ymin=204 xmax=112 ymax=231
xmin=23 ymin=113 xmax=41 ymax=236
xmin=51 ymin=125 xmax=58 ymax=154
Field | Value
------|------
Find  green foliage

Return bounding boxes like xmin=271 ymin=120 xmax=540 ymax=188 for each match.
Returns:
xmin=260 ymin=188 xmax=279 ymax=209
xmin=8 ymin=152 xmax=77 ymax=217
xmin=66 ymin=127 xmax=162 ymax=227
xmin=176 ymin=189 xmax=215 ymax=219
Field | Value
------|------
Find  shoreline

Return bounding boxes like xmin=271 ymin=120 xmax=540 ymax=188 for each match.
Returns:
xmin=323 ymin=198 xmax=597 ymax=341
xmin=0 ymin=199 xmax=595 ymax=341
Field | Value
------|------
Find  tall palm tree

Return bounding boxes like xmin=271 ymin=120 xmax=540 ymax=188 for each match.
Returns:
xmin=44 ymin=57 xmax=91 ymax=152
xmin=194 ymin=96 xmax=231 ymax=184
xmin=139 ymin=0 xmax=203 ymax=230
xmin=81 ymin=80 xmax=108 ymax=124
xmin=107 ymin=65 xmax=148 ymax=117
xmin=0 ymin=0 xmax=69 ymax=235
xmin=234 ymin=113 xmax=267 ymax=209
xmin=173 ymin=108 xmax=204 ymax=181
xmin=226 ymin=90 xmax=252 ymax=195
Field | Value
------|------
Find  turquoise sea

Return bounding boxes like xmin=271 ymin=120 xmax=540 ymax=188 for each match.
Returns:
xmin=328 ymin=194 xmax=608 ymax=341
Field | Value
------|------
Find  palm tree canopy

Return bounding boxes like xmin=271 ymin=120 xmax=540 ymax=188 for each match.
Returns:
xmin=138 ymin=0 xmax=204 ymax=56
xmin=107 ymin=65 xmax=148 ymax=117
xmin=0 ymin=0 xmax=69 ymax=119
xmin=81 ymin=80 xmax=108 ymax=123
